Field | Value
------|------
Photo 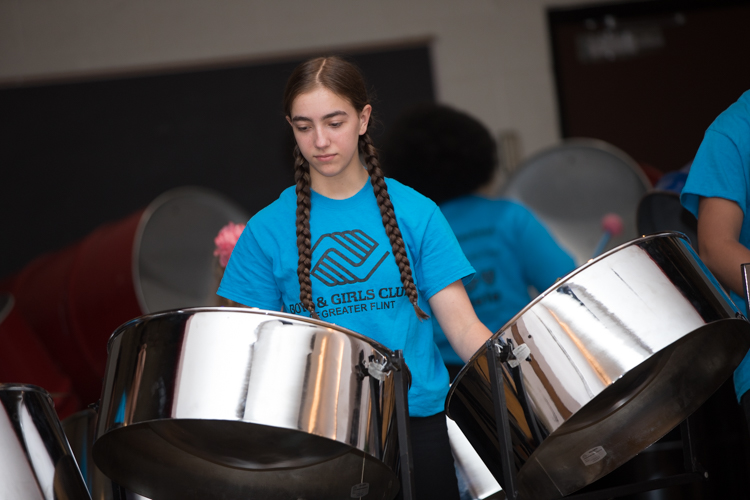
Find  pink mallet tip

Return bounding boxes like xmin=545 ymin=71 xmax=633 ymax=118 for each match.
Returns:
xmin=601 ymin=213 xmax=624 ymax=236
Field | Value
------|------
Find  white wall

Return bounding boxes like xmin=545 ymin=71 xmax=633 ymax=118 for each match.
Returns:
xmin=0 ymin=0 xmax=625 ymax=159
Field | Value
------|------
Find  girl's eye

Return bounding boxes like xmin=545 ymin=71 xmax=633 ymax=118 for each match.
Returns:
xmin=296 ymin=126 xmax=310 ymax=132
xmin=330 ymin=122 xmax=342 ymax=128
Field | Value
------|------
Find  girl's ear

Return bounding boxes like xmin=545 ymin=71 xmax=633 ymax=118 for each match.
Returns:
xmin=359 ymin=104 xmax=372 ymax=135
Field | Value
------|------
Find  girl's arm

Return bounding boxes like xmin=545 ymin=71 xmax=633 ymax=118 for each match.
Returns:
xmin=697 ymin=196 xmax=750 ymax=296
xmin=429 ymin=280 xmax=493 ymax=362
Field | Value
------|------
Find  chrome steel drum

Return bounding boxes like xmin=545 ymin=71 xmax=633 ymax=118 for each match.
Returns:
xmin=446 ymin=417 xmax=502 ymax=500
xmin=93 ymin=308 xmax=401 ymax=500
xmin=5 ymin=187 xmax=250 ymax=406
xmin=502 ymin=139 xmax=651 ymax=265
xmin=0 ymin=384 xmax=91 ymax=500
xmin=446 ymin=232 xmax=750 ymax=499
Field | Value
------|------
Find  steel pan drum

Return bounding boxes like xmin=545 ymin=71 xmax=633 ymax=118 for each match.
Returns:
xmin=446 ymin=232 xmax=750 ymax=499
xmin=4 ymin=187 xmax=249 ymax=407
xmin=0 ymin=384 xmax=91 ymax=500
xmin=93 ymin=308 xmax=401 ymax=500
xmin=502 ymin=139 xmax=651 ymax=265
xmin=446 ymin=417 xmax=502 ymax=500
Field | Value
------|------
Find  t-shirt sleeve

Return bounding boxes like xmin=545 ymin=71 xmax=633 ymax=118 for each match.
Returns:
xmin=681 ymin=129 xmax=748 ymax=219
xmin=515 ymin=206 xmax=577 ymax=291
xmin=217 ymin=224 xmax=283 ymax=310
xmin=416 ymin=206 xmax=475 ymax=300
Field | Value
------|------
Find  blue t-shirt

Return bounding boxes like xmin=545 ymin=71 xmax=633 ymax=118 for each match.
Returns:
xmin=435 ymin=196 xmax=576 ymax=366
xmin=218 ymin=178 xmax=475 ymax=417
xmin=681 ymin=89 xmax=750 ymax=400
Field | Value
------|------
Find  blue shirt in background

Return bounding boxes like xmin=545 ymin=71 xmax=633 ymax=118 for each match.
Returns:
xmin=435 ymin=195 xmax=576 ymax=367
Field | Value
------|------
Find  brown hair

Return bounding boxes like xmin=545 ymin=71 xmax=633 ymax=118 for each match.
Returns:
xmin=283 ymin=56 xmax=428 ymax=320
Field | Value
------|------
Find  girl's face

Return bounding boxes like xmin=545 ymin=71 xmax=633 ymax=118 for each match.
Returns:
xmin=287 ymin=87 xmax=371 ymax=194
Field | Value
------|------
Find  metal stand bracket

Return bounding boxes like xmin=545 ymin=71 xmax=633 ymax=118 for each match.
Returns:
xmin=487 ymin=337 xmax=520 ymax=500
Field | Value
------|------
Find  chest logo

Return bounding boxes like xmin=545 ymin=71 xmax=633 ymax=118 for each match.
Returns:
xmin=310 ymin=230 xmax=389 ymax=286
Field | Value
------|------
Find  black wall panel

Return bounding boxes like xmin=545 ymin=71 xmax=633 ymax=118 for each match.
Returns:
xmin=0 ymin=45 xmax=435 ymax=279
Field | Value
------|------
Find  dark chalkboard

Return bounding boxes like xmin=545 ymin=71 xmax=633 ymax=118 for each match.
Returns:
xmin=0 ymin=45 xmax=435 ymax=280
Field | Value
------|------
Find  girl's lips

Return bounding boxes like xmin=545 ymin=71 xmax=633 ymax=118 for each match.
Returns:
xmin=314 ymin=154 xmax=336 ymax=161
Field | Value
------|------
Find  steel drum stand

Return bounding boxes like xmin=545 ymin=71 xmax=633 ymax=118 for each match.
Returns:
xmin=485 ymin=337 xmax=709 ymax=500
xmin=392 ymin=349 xmax=417 ymax=500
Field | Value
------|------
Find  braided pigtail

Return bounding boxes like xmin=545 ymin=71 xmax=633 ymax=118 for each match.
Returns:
xmin=293 ymin=145 xmax=319 ymax=319
xmin=361 ymin=133 xmax=429 ymax=320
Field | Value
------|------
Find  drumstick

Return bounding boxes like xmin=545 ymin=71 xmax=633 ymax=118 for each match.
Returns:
xmin=592 ymin=213 xmax=623 ymax=258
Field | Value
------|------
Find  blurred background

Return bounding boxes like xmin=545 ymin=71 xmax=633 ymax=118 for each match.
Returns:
xmin=2 ymin=0 xmax=749 ymax=283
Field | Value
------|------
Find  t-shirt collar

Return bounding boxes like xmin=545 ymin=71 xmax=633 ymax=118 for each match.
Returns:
xmin=311 ymin=179 xmax=372 ymax=211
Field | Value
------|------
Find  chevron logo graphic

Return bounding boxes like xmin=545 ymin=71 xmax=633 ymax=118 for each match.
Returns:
xmin=310 ymin=230 xmax=390 ymax=287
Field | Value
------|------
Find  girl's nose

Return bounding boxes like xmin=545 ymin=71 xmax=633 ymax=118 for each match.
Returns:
xmin=314 ymin=129 xmax=330 ymax=149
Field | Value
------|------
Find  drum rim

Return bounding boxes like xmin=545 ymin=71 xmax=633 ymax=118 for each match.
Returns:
xmin=446 ymin=230 xmax=690 ymax=407
xmin=130 ymin=186 xmax=249 ymax=314
xmin=106 ymin=306 xmax=396 ymax=358
xmin=0 ymin=383 xmax=54 ymax=402
xmin=506 ymin=137 xmax=652 ymax=192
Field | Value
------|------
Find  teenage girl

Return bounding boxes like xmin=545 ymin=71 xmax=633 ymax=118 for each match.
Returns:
xmin=217 ymin=55 xmax=492 ymax=500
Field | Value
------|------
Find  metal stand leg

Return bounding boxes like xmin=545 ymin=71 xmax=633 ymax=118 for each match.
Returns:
xmin=487 ymin=338 xmax=520 ymax=500
xmin=368 ymin=374 xmax=383 ymax=462
xmin=393 ymin=349 xmax=415 ymax=500
xmin=680 ymin=415 xmax=706 ymax=477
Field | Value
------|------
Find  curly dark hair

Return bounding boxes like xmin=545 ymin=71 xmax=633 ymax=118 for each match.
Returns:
xmin=382 ymin=103 xmax=497 ymax=205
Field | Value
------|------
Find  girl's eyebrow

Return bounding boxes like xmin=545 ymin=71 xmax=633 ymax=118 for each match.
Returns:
xmin=291 ymin=110 xmax=348 ymax=122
